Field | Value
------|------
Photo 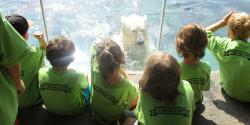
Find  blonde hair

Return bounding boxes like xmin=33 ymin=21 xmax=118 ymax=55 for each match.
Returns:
xmin=139 ymin=52 xmax=181 ymax=104
xmin=228 ymin=12 xmax=250 ymax=41
xmin=96 ymin=38 xmax=127 ymax=81
xmin=176 ymin=24 xmax=208 ymax=60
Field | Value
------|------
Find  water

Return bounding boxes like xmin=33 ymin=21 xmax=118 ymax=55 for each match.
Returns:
xmin=0 ymin=0 xmax=249 ymax=72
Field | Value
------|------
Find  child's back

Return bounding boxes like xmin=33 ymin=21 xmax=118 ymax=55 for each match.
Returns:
xmin=206 ymin=12 xmax=250 ymax=102
xmin=91 ymin=68 xmax=138 ymax=122
xmin=136 ymin=80 xmax=194 ymax=125
xmin=39 ymin=67 xmax=89 ymax=115
xmin=90 ymin=38 xmax=138 ymax=124
xmin=39 ymin=36 xmax=91 ymax=115
xmin=135 ymin=52 xmax=195 ymax=125
xmin=176 ymin=24 xmax=211 ymax=106
xmin=179 ymin=62 xmax=210 ymax=103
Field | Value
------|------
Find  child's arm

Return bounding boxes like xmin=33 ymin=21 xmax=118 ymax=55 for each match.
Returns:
xmin=6 ymin=64 xmax=25 ymax=94
xmin=206 ymin=11 xmax=236 ymax=32
xmin=130 ymin=97 xmax=138 ymax=110
xmin=33 ymin=31 xmax=47 ymax=49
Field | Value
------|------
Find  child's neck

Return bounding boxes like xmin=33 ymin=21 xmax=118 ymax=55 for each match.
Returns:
xmin=183 ymin=56 xmax=199 ymax=64
xmin=106 ymin=69 xmax=123 ymax=85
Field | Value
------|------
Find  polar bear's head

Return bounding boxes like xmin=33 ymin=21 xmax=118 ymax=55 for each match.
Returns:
xmin=120 ymin=14 xmax=151 ymax=47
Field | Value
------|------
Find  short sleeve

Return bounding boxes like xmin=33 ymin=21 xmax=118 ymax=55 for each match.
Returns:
xmin=127 ymin=82 xmax=139 ymax=108
xmin=0 ymin=13 xmax=29 ymax=67
xmin=206 ymin=30 xmax=230 ymax=63
xmin=206 ymin=30 xmax=228 ymax=52
xmin=32 ymin=46 xmax=46 ymax=65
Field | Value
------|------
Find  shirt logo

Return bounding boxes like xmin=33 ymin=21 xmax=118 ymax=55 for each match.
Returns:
xmin=94 ymin=85 xmax=118 ymax=105
xmin=40 ymin=83 xmax=72 ymax=93
xmin=187 ymin=78 xmax=207 ymax=85
xmin=224 ymin=50 xmax=250 ymax=60
xmin=150 ymin=107 xmax=190 ymax=117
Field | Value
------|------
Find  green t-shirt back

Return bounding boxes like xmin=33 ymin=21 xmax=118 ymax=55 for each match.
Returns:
xmin=91 ymin=68 xmax=139 ymax=122
xmin=18 ymin=46 xmax=45 ymax=108
xmin=39 ymin=67 xmax=90 ymax=115
xmin=0 ymin=12 xmax=29 ymax=125
xmin=180 ymin=61 xmax=211 ymax=102
xmin=90 ymin=42 xmax=139 ymax=123
xmin=135 ymin=80 xmax=195 ymax=125
xmin=207 ymin=31 xmax=250 ymax=102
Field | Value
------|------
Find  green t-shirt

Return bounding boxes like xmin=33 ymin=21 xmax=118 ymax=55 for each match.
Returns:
xmin=180 ymin=61 xmax=211 ymax=102
xmin=18 ymin=46 xmax=45 ymax=108
xmin=90 ymin=42 xmax=139 ymax=123
xmin=0 ymin=13 xmax=29 ymax=125
xmin=207 ymin=31 xmax=250 ymax=102
xmin=39 ymin=67 xmax=91 ymax=115
xmin=135 ymin=80 xmax=195 ymax=125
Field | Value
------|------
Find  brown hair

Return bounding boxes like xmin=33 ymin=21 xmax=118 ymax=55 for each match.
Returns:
xmin=139 ymin=52 xmax=181 ymax=104
xmin=176 ymin=24 xmax=208 ymax=60
xmin=46 ymin=36 xmax=75 ymax=68
xmin=228 ymin=12 xmax=250 ymax=41
xmin=5 ymin=14 xmax=29 ymax=36
xmin=96 ymin=38 xmax=125 ymax=81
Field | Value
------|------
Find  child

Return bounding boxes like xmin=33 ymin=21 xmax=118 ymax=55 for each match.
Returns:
xmin=176 ymin=24 xmax=211 ymax=108
xmin=90 ymin=38 xmax=138 ymax=124
xmin=39 ymin=36 xmax=91 ymax=115
xmin=206 ymin=12 xmax=250 ymax=102
xmin=135 ymin=52 xmax=195 ymax=125
xmin=0 ymin=12 xmax=29 ymax=125
xmin=6 ymin=14 xmax=47 ymax=108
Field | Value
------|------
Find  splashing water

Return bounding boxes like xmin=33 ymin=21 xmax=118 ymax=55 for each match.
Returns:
xmin=0 ymin=0 xmax=249 ymax=72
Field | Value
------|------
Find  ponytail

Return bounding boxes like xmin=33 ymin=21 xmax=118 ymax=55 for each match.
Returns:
xmin=96 ymin=38 xmax=124 ymax=82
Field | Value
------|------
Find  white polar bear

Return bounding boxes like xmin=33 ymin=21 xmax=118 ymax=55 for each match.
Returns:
xmin=113 ymin=14 xmax=154 ymax=70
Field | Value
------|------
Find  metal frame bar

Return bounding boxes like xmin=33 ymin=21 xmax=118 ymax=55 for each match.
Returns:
xmin=39 ymin=0 xmax=49 ymax=42
xmin=157 ymin=0 xmax=166 ymax=51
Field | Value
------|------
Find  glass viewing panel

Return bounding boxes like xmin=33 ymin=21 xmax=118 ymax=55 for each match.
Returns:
xmin=0 ymin=0 xmax=249 ymax=72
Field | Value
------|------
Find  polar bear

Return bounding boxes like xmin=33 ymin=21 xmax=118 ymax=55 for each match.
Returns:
xmin=114 ymin=14 xmax=153 ymax=70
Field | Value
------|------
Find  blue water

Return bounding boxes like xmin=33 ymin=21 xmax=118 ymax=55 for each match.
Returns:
xmin=0 ymin=0 xmax=249 ymax=72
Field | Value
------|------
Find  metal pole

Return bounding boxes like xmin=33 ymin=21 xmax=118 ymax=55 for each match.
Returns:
xmin=40 ymin=0 xmax=49 ymax=42
xmin=157 ymin=0 xmax=166 ymax=51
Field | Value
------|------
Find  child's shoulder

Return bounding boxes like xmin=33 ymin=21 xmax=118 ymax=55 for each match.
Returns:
xmin=28 ymin=46 xmax=45 ymax=53
xmin=179 ymin=80 xmax=193 ymax=92
xmin=199 ymin=61 xmax=210 ymax=66
xmin=66 ymin=68 xmax=87 ymax=76
xmin=199 ymin=61 xmax=211 ymax=70
xmin=122 ymin=79 xmax=138 ymax=89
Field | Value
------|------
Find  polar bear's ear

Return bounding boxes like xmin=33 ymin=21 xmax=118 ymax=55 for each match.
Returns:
xmin=121 ymin=16 xmax=126 ymax=23
xmin=143 ymin=15 xmax=147 ymax=21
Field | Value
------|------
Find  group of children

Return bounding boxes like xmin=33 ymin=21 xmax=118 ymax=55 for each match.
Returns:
xmin=0 ymin=11 xmax=249 ymax=125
